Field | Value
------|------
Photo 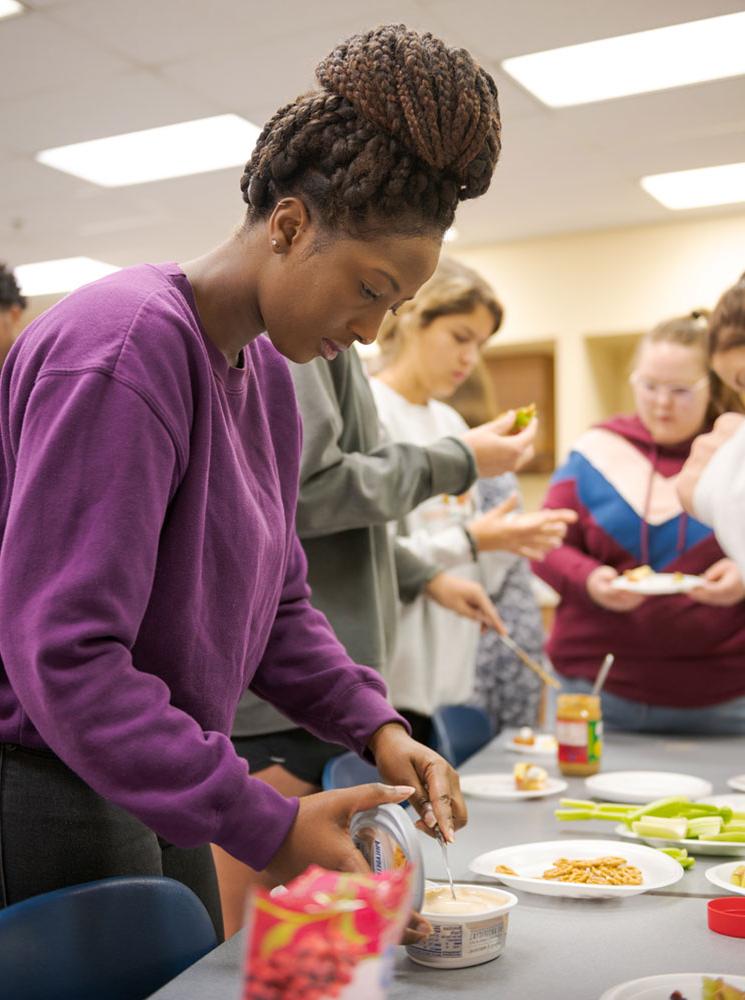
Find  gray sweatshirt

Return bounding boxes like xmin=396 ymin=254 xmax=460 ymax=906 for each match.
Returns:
xmin=232 ymin=347 xmax=476 ymax=737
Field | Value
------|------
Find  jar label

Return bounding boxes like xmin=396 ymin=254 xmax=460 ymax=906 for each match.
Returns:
xmin=557 ymin=719 xmax=603 ymax=764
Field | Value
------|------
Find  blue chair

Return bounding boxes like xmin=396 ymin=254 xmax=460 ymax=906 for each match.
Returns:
xmin=0 ymin=875 xmax=218 ymax=1000
xmin=322 ymin=751 xmax=381 ymax=790
xmin=431 ymin=704 xmax=494 ymax=767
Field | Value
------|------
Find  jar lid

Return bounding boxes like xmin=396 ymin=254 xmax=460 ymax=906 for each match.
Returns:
xmin=349 ymin=802 xmax=424 ymax=910
xmin=708 ymin=897 xmax=745 ymax=938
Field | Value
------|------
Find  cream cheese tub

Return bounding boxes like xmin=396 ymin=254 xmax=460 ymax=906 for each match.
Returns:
xmin=405 ymin=882 xmax=518 ymax=969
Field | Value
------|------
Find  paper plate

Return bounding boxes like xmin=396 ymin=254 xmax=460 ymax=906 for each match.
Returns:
xmin=468 ymin=838 xmax=682 ymax=899
xmin=615 ymin=824 xmax=745 ymax=857
xmin=459 ymin=773 xmax=567 ymax=801
xmin=506 ymin=733 xmax=558 ymax=756
xmin=728 ymin=774 xmax=745 ymax=793
xmin=610 ymin=572 xmax=703 ymax=595
xmin=705 ymin=861 xmax=745 ymax=897
xmin=599 ymin=972 xmax=745 ymax=999
xmin=585 ymin=770 xmax=712 ymax=804
xmin=698 ymin=793 xmax=745 ymax=811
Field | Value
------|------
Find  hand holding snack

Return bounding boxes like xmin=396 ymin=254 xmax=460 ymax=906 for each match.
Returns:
xmin=462 ymin=409 xmax=537 ymax=477
xmin=688 ymin=558 xmax=745 ymax=607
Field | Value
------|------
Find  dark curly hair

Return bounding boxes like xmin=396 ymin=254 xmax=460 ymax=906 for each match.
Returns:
xmin=0 ymin=264 xmax=26 ymax=311
xmin=241 ymin=24 xmax=501 ymax=238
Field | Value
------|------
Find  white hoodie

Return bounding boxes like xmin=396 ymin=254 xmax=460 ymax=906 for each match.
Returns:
xmin=371 ymin=378 xmax=514 ymax=715
xmin=694 ymin=421 xmax=745 ymax=576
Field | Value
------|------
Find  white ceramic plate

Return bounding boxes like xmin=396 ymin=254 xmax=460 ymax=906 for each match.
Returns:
xmin=728 ymin=774 xmax=745 ymax=793
xmin=599 ymin=972 xmax=745 ymax=1000
xmin=610 ymin=572 xmax=703 ymax=595
xmin=705 ymin=861 xmax=745 ymax=897
xmin=468 ymin=838 xmax=682 ymax=899
xmin=615 ymin=824 xmax=745 ymax=857
xmin=585 ymin=770 xmax=712 ymax=804
xmin=459 ymin=772 xmax=567 ymax=801
xmin=506 ymin=733 xmax=558 ymax=756
xmin=698 ymin=793 xmax=745 ymax=811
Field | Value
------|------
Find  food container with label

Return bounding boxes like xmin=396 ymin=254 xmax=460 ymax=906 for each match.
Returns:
xmin=349 ymin=803 xmax=424 ymax=911
xmin=556 ymin=692 xmax=603 ymax=777
xmin=405 ymin=882 xmax=518 ymax=969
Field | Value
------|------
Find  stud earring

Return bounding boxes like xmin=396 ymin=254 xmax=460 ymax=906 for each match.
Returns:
xmin=271 ymin=238 xmax=281 ymax=251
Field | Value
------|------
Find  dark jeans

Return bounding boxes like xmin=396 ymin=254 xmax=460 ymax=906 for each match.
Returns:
xmin=0 ymin=744 xmax=224 ymax=940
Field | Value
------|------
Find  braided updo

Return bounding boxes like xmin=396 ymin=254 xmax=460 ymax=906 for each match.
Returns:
xmin=241 ymin=24 xmax=501 ymax=237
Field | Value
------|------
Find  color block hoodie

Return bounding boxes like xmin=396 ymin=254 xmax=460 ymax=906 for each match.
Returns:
xmin=534 ymin=414 xmax=745 ymax=707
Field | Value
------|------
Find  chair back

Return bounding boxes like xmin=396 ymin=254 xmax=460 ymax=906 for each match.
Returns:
xmin=431 ymin=704 xmax=493 ymax=767
xmin=0 ymin=875 xmax=218 ymax=1000
xmin=321 ymin=751 xmax=381 ymax=790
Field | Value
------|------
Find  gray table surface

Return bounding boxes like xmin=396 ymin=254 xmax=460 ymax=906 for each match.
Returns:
xmin=149 ymin=732 xmax=745 ymax=999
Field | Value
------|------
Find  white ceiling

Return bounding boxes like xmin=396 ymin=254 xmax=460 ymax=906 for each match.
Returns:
xmin=2 ymin=0 xmax=745 ymax=272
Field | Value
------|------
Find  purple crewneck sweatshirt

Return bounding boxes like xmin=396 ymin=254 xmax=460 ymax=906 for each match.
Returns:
xmin=0 ymin=263 xmax=405 ymax=870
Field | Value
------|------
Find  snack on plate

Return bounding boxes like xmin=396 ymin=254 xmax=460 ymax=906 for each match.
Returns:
xmin=513 ymin=762 xmax=548 ymax=791
xmin=511 ymin=403 xmax=536 ymax=432
xmin=702 ymin=978 xmax=745 ymax=1000
xmin=623 ymin=565 xmax=653 ymax=582
xmin=731 ymin=864 xmax=745 ymax=888
xmin=494 ymin=864 xmax=519 ymax=876
xmin=243 ymin=864 xmax=414 ymax=1000
xmin=541 ymin=856 xmax=643 ymax=886
xmin=513 ymin=727 xmax=535 ymax=746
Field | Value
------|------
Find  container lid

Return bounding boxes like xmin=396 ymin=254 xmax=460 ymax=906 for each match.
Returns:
xmin=349 ymin=802 xmax=424 ymax=910
xmin=708 ymin=897 xmax=745 ymax=938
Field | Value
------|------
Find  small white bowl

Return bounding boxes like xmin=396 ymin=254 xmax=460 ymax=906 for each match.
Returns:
xmin=405 ymin=883 xmax=518 ymax=969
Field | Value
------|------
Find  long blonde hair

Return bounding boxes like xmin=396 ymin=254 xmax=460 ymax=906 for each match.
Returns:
xmin=376 ymin=257 xmax=503 ymax=363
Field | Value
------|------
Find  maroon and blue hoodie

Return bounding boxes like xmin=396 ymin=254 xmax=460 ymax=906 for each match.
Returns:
xmin=534 ymin=414 xmax=745 ymax=707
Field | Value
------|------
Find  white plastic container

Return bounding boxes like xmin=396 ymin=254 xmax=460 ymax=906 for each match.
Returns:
xmin=405 ymin=882 xmax=518 ymax=969
xmin=349 ymin=803 xmax=425 ymax=910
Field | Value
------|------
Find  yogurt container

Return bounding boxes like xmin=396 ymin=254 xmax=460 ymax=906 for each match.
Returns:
xmin=349 ymin=803 xmax=424 ymax=910
xmin=406 ymin=882 xmax=518 ymax=969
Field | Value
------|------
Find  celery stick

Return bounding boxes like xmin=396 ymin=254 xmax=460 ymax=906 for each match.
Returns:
xmin=558 ymin=799 xmax=597 ymax=809
xmin=627 ymin=797 xmax=691 ymax=822
xmin=700 ymin=831 xmax=745 ymax=842
xmin=686 ymin=816 xmax=723 ymax=838
xmin=722 ymin=820 xmax=745 ymax=833
xmin=555 ymin=809 xmax=597 ymax=821
xmin=632 ymin=817 xmax=688 ymax=839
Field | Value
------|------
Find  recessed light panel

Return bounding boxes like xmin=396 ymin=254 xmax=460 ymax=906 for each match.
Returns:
xmin=0 ymin=1 xmax=24 ymax=21
xmin=641 ymin=162 xmax=745 ymax=210
xmin=36 ymin=114 xmax=261 ymax=187
xmin=15 ymin=257 xmax=119 ymax=297
xmin=502 ymin=13 xmax=745 ymax=107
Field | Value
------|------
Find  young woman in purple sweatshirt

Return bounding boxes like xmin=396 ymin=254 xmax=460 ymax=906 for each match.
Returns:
xmin=0 ymin=25 xmax=504 ymax=934
xmin=535 ymin=313 xmax=745 ymax=734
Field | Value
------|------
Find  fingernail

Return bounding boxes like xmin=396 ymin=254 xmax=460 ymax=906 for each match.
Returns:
xmin=388 ymin=785 xmax=416 ymax=796
xmin=446 ymin=828 xmax=455 ymax=844
xmin=424 ymin=809 xmax=437 ymax=829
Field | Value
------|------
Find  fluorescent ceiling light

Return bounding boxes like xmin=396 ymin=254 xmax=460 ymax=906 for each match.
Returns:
xmin=36 ymin=114 xmax=261 ymax=187
xmin=502 ymin=12 xmax=745 ymax=107
xmin=15 ymin=258 xmax=119 ymax=297
xmin=641 ymin=162 xmax=745 ymax=210
xmin=0 ymin=1 xmax=24 ymax=20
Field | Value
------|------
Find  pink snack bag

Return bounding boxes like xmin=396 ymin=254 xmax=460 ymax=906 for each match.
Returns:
xmin=242 ymin=864 xmax=414 ymax=1000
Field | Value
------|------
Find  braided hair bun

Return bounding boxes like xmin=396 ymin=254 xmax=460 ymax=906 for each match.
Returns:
xmin=241 ymin=24 xmax=500 ymax=236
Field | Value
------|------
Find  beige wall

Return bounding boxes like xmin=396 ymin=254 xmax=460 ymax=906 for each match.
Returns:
xmin=453 ymin=210 xmax=745 ymax=464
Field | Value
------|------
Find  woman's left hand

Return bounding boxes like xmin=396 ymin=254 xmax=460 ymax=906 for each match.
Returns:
xmin=368 ymin=723 xmax=466 ymax=843
xmin=688 ymin=558 xmax=745 ymax=606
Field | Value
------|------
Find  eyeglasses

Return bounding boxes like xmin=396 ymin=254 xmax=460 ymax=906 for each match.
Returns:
xmin=629 ymin=372 xmax=709 ymax=405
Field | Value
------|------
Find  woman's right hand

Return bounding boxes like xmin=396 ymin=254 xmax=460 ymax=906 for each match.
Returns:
xmin=586 ymin=565 xmax=646 ymax=612
xmin=467 ymin=495 xmax=578 ymax=560
xmin=462 ymin=411 xmax=537 ymax=477
xmin=263 ymin=782 xmax=415 ymax=887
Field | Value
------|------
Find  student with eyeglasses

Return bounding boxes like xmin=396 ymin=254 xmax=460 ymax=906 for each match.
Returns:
xmin=533 ymin=312 xmax=745 ymax=735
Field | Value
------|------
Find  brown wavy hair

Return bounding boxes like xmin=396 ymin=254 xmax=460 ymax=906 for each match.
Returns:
xmin=241 ymin=25 xmax=501 ymax=238
xmin=709 ymin=271 xmax=745 ymax=356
